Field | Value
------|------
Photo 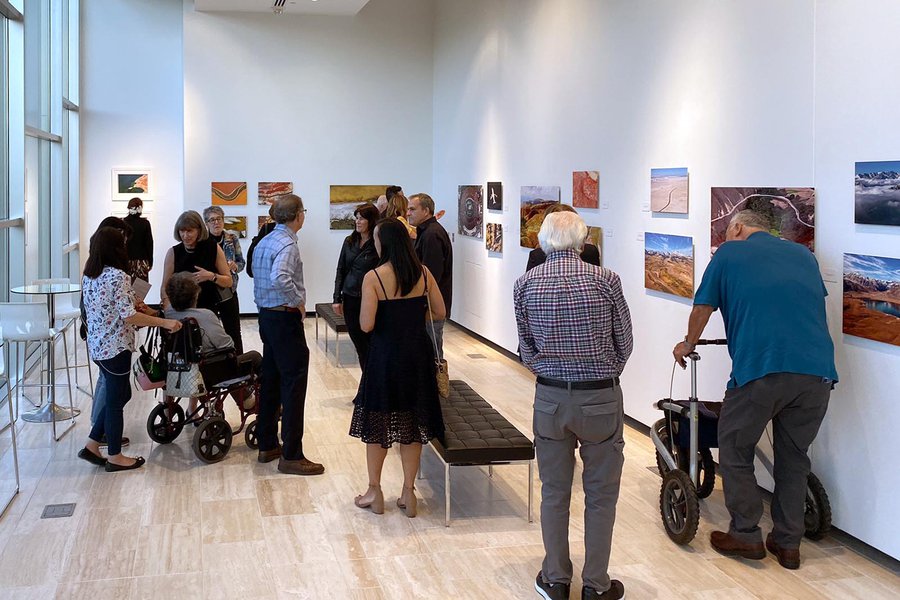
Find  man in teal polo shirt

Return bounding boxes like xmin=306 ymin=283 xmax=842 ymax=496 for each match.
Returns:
xmin=673 ymin=209 xmax=837 ymax=570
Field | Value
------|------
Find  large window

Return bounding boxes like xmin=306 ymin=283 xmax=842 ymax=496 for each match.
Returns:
xmin=0 ymin=15 xmax=9 ymax=301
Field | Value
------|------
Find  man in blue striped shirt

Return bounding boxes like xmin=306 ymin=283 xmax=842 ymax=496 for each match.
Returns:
xmin=252 ymin=194 xmax=324 ymax=476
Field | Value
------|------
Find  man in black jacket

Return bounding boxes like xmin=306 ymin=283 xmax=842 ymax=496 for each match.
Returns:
xmin=408 ymin=193 xmax=452 ymax=359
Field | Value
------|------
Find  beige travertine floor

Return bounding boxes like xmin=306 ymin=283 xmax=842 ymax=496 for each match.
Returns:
xmin=0 ymin=319 xmax=897 ymax=599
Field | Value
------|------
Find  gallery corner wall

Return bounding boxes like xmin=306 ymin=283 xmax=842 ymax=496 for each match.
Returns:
xmin=432 ymin=0 xmax=899 ymax=559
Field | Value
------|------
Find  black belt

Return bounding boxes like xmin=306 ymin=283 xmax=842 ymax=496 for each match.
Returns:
xmin=262 ymin=306 xmax=302 ymax=314
xmin=536 ymin=376 xmax=619 ymax=390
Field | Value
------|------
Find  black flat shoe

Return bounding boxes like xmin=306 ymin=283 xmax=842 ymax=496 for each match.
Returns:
xmin=78 ymin=447 xmax=107 ymax=467
xmin=105 ymin=456 xmax=145 ymax=472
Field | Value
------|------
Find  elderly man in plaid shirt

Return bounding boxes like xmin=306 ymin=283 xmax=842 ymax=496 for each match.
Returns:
xmin=514 ymin=211 xmax=633 ymax=600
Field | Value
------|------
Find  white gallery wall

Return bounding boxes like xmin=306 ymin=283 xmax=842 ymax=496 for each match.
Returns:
xmin=432 ymin=0 xmax=898 ymax=558
xmin=182 ymin=0 xmax=435 ymax=311
xmin=80 ymin=0 xmax=185 ymax=296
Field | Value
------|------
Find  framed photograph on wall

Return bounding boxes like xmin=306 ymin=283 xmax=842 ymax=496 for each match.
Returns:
xmin=112 ymin=168 xmax=152 ymax=201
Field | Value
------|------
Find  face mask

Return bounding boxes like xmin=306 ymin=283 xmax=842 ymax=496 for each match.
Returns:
xmin=129 ymin=206 xmax=142 ymax=216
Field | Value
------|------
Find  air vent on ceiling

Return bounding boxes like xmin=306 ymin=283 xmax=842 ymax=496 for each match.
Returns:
xmin=273 ymin=0 xmax=286 ymax=15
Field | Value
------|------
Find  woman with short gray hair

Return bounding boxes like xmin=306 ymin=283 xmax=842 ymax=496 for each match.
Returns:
xmin=203 ymin=206 xmax=245 ymax=353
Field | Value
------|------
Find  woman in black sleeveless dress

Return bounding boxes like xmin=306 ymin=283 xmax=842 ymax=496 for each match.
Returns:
xmin=160 ymin=210 xmax=233 ymax=314
xmin=349 ymin=218 xmax=446 ymax=517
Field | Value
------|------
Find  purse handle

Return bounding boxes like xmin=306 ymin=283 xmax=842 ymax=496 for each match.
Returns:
xmin=422 ymin=268 xmax=441 ymax=362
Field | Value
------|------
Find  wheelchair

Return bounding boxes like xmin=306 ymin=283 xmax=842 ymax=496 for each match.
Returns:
xmin=651 ymin=339 xmax=832 ymax=545
xmin=146 ymin=348 xmax=260 ymax=464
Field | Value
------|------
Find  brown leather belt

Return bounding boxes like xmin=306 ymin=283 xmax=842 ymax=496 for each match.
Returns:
xmin=537 ymin=376 xmax=619 ymax=390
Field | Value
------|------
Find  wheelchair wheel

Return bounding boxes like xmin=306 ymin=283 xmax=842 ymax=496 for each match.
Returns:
xmin=192 ymin=417 xmax=233 ymax=464
xmin=804 ymin=472 xmax=832 ymax=540
xmin=660 ymin=469 xmax=700 ymax=545
xmin=147 ymin=403 xmax=186 ymax=444
xmin=244 ymin=419 xmax=259 ymax=449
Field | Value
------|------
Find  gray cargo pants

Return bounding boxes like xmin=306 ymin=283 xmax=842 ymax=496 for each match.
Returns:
xmin=533 ymin=382 xmax=624 ymax=592
xmin=718 ymin=372 xmax=832 ymax=548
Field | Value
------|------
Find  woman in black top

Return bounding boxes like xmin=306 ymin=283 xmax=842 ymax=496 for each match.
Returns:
xmin=123 ymin=197 xmax=154 ymax=281
xmin=160 ymin=210 xmax=232 ymax=313
xmin=333 ymin=203 xmax=380 ymax=369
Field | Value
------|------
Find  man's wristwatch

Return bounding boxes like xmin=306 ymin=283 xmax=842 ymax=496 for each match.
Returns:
xmin=683 ymin=336 xmax=696 ymax=351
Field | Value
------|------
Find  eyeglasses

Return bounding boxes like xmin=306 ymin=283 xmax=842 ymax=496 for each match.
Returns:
xmin=206 ymin=217 xmax=224 ymax=224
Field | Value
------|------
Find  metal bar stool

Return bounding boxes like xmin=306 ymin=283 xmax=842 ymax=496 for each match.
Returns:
xmin=0 ymin=332 xmax=21 ymax=517
xmin=0 ymin=302 xmax=77 ymax=441
xmin=32 ymin=278 xmax=93 ymax=397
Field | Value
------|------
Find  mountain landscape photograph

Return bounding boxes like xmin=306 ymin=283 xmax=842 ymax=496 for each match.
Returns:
xmin=854 ymin=160 xmax=900 ymax=226
xmin=843 ymin=253 xmax=900 ymax=346
xmin=645 ymin=232 xmax=694 ymax=298
xmin=520 ymin=186 xmax=560 ymax=248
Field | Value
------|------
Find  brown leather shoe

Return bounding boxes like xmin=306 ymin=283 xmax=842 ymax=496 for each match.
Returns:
xmin=257 ymin=446 xmax=282 ymax=463
xmin=277 ymin=457 xmax=325 ymax=476
xmin=710 ymin=530 xmax=766 ymax=560
xmin=766 ymin=532 xmax=800 ymax=569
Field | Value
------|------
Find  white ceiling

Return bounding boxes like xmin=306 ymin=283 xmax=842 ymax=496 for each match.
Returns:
xmin=193 ymin=0 xmax=372 ymax=17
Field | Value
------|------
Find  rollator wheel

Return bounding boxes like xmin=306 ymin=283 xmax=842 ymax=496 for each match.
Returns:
xmin=660 ymin=469 xmax=700 ymax=545
xmin=678 ymin=448 xmax=716 ymax=500
xmin=804 ymin=472 xmax=832 ymax=540
xmin=654 ymin=421 xmax=673 ymax=476
xmin=147 ymin=403 xmax=186 ymax=444
xmin=192 ymin=417 xmax=233 ymax=464
xmin=244 ymin=419 xmax=259 ymax=450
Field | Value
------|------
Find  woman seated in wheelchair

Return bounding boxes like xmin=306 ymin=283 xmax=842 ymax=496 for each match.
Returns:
xmin=165 ymin=272 xmax=261 ymax=411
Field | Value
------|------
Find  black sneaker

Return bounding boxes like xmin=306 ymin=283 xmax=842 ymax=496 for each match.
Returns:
xmin=99 ymin=436 xmax=130 ymax=447
xmin=535 ymin=571 xmax=570 ymax=600
xmin=582 ymin=579 xmax=625 ymax=600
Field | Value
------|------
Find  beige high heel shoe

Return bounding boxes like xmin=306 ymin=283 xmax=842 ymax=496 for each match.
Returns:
xmin=354 ymin=485 xmax=384 ymax=514
xmin=396 ymin=486 xmax=417 ymax=518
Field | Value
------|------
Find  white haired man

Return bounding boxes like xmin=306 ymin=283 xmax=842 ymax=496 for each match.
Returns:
xmin=673 ymin=209 xmax=836 ymax=569
xmin=514 ymin=212 xmax=633 ymax=600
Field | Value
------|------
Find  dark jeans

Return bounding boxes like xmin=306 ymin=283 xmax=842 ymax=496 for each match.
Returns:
xmin=258 ymin=309 xmax=309 ymax=460
xmin=718 ymin=372 xmax=831 ymax=548
xmin=341 ymin=294 xmax=370 ymax=369
xmin=218 ymin=294 xmax=244 ymax=354
xmin=88 ymin=350 xmax=133 ymax=456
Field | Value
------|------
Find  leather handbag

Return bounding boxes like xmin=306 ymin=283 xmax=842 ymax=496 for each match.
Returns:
xmin=165 ymin=317 xmax=207 ymax=397
xmin=133 ymin=327 xmax=167 ymax=390
xmin=165 ymin=363 xmax=207 ymax=398
xmin=424 ymin=272 xmax=450 ymax=398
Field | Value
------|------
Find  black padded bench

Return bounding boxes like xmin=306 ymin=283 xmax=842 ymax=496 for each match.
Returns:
xmin=428 ymin=379 xmax=535 ymax=526
xmin=314 ymin=303 xmax=349 ymax=365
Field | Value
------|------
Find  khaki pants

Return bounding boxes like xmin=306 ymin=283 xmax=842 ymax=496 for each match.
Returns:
xmin=533 ymin=382 xmax=624 ymax=591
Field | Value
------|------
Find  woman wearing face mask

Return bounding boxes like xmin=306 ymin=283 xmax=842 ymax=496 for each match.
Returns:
xmin=160 ymin=210 xmax=233 ymax=314
xmin=202 ymin=206 xmax=245 ymax=354
xmin=123 ymin=197 xmax=154 ymax=282
xmin=332 ymin=203 xmax=380 ymax=369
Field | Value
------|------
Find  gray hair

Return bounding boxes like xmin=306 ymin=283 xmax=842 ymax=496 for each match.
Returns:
xmin=272 ymin=194 xmax=304 ymax=224
xmin=730 ymin=209 xmax=771 ymax=231
xmin=173 ymin=210 xmax=209 ymax=242
xmin=410 ymin=193 xmax=435 ymax=216
xmin=538 ymin=212 xmax=587 ymax=254
xmin=202 ymin=206 xmax=224 ymax=222
xmin=166 ymin=272 xmax=200 ymax=311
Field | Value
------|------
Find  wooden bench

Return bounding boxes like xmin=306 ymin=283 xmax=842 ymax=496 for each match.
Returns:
xmin=427 ymin=379 xmax=535 ymax=526
xmin=314 ymin=303 xmax=349 ymax=365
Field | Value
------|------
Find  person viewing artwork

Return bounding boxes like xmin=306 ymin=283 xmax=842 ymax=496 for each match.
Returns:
xmin=123 ymin=197 xmax=154 ymax=282
xmin=514 ymin=211 xmax=632 ymax=600
xmin=332 ymin=203 xmax=380 ymax=369
xmin=78 ymin=227 xmax=182 ymax=472
xmin=385 ymin=190 xmax=416 ymax=239
xmin=673 ymin=209 xmax=837 ymax=571
xmin=406 ymin=193 xmax=453 ymax=360
xmin=526 ymin=204 xmax=600 ymax=271
xmin=203 ymin=205 xmax=245 ymax=354
xmin=349 ymin=218 xmax=446 ymax=517
xmin=252 ymin=194 xmax=324 ymax=476
xmin=247 ymin=204 xmax=277 ymax=278
xmin=160 ymin=210 xmax=233 ymax=316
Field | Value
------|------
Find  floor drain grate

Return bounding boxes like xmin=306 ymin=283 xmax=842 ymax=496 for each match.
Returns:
xmin=466 ymin=353 xmax=487 ymax=359
xmin=41 ymin=503 xmax=76 ymax=519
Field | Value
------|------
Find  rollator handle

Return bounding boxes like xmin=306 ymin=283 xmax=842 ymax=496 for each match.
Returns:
xmin=696 ymin=339 xmax=727 ymax=346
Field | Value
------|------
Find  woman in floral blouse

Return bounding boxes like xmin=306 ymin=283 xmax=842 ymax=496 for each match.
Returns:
xmin=79 ymin=227 xmax=182 ymax=472
xmin=203 ymin=206 xmax=245 ymax=354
